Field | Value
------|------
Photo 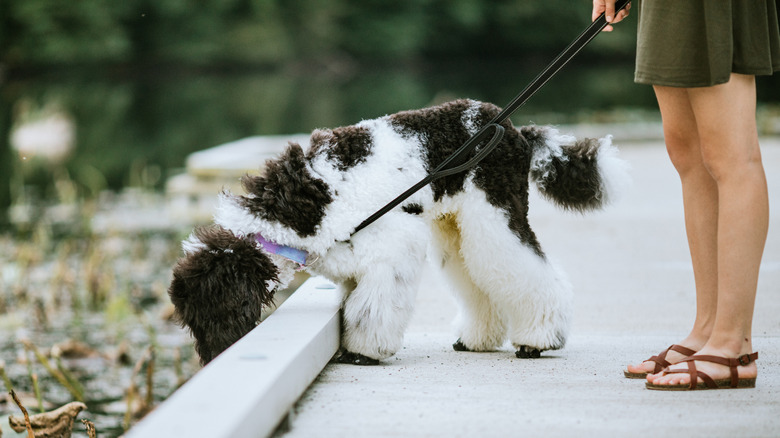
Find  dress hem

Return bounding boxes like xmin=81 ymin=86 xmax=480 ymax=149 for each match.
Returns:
xmin=635 ymin=66 xmax=779 ymax=88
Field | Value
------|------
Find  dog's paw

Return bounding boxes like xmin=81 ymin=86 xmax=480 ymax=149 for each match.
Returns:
xmin=333 ymin=351 xmax=380 ymax=366
xmin=515 ymin=345 xmax=543 ymax=359
xmin=452 ymin=338 xmax=472 ymax=352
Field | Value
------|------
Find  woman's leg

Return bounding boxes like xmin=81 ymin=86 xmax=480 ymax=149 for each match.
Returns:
xmin=648 ymin=73 xmax=767 ymax=386
xmin=626 ymin=85 xmax=718 ymax=375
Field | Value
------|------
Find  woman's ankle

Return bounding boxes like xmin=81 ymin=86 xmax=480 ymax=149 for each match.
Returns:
xmin=680 ymin=331 xmax=709 ymax=350
xmin=701 ymin=334 xmax=754 ymax=357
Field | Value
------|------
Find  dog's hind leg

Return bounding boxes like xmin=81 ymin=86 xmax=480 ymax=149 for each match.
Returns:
xmin=432 ymin=213 xmax=507 ymax=352
xmin=329 ymin=214 xmax=427 ymax=364
xmin=452 ymin=188 xmax=573 ymax=358
xmin=502 ymin=258 xmax=572 ymax=359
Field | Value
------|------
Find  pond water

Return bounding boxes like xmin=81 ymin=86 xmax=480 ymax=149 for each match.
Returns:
xmin=4 ymin=59 xmax=780 ymax=196
xmin=4 ymin=59 xmax=779 ymax=202
xmin=2 ymin=60 xmax=663 ymax=195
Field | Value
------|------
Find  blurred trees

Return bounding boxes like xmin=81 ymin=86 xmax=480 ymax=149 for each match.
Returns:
xmin=2 ymin=0 xmax=131 ymax=65
xmin=0 ymin=0 xmax=636 ymax=71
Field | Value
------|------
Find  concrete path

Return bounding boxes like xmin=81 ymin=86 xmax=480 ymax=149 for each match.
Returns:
xmin=276 ymin=138 xmax=780 ymax=438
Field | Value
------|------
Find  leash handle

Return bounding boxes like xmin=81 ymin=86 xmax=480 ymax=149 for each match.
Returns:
xmin=489 ymin=0 xmax=631 ymax=126
xmin=350 ymin=0 xmax=631 ymax=236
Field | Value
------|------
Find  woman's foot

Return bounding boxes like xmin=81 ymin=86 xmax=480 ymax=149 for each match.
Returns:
xmin=646 ymin=345 xmax=758 ymax=390
xmin=625 ymin=341 xmax=701 ymax=378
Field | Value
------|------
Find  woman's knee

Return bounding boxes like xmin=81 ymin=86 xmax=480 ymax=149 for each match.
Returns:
xmin=664 ymin=129 xmax=703 ymax=175
xmin=699 ymin=139 xmax=763 ymax=183
xmin=688 ymin=73 xmax=761 ymax=181
xmin=653 ymin=85 xmax=703 ymax=175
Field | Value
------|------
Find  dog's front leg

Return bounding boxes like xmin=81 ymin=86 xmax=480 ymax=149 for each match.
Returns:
xmin=328 ymin=215 xmax=428 ymax=365
xmin=335 ymin=263 xmax=421 ymax=365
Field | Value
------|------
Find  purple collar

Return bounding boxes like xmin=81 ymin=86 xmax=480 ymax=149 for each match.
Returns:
xmin=255 ymin=233 xmax=309 ymax=266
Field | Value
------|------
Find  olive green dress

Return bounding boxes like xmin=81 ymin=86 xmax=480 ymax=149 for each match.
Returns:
xmin=635 ymin=0 xmax=780 ymax=87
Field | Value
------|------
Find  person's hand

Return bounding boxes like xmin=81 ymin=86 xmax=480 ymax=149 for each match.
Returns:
xmin=592 ymin=0 xmax=631 ymax=32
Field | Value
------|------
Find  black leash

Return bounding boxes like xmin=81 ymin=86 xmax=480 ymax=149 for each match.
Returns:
xmin=351 ymin=0 xmax=631 ymax=236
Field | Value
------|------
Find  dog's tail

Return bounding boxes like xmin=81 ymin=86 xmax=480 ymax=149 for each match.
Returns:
xmin=523 ymin=126 xmax=630 ymax=212
xmin=168 ymin=225 xmax=279 ymax=365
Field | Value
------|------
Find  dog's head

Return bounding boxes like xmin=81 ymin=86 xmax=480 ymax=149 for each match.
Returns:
xmin=238 ymin=142 xmax=332 ymax=238
xmin=168 ymin=225 xmax=280 ymax=365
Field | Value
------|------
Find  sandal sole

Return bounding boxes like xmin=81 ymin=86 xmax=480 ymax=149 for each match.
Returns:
xmin=645 ymin=378 xmax=757 ymax=391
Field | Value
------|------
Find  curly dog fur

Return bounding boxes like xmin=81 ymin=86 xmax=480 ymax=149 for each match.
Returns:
xmin=169 ymin=99 xmax=629 ymax=365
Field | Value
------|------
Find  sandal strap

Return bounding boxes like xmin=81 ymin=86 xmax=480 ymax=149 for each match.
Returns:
xmin=646 ymin=344 xmax=697 ymax=374
xmin=662 ymin=359 xmax=717 ymax=389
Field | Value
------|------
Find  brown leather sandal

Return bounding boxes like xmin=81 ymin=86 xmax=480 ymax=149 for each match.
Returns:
xmin=645 ymin=352 xmax=759 ymax=391
xmin=624 ymin=344 xmax=697 ymax=379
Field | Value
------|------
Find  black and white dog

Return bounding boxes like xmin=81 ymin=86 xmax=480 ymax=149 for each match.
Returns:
xmin=169 ymin=99 xmax=629 ymax=365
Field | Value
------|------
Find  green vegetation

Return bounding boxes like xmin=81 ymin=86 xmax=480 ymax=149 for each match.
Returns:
xmin=1 ymin=0 xmax=636 ymax=69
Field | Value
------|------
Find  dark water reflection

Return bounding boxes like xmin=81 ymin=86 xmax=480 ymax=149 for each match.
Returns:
xmin=2 ymin=60 xmax=778 ymax=206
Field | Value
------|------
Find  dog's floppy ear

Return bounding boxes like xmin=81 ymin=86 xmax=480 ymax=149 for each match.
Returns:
xmin=169 ymin=225 xmax=278 ymax=365
xmin=239 ymin=142 xmax=332 ymax=237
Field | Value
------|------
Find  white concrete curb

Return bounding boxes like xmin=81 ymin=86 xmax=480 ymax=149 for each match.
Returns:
xmin=126 ymin=277 xmax=342 ymax=438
